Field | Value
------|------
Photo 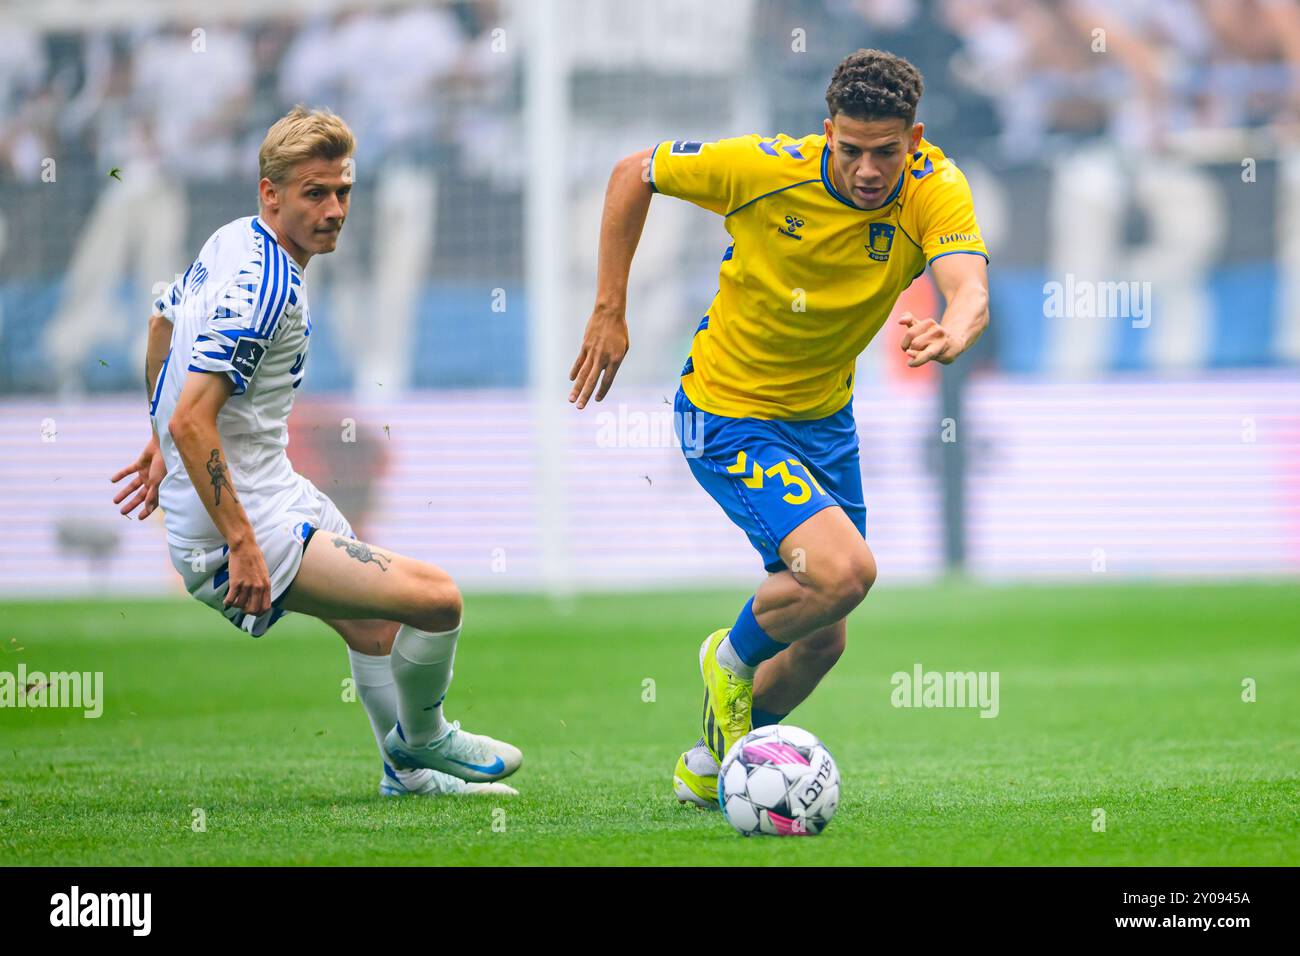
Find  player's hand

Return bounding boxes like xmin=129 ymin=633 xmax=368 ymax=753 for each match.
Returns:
xmin=569 ymin=306 xmax=629 ymax=409
xmin=898 ymin=312 xmax=963 ymax=368
xmin=225 ymin=541 xmax=272 ymax=617
xmin=111 ymin=434 xmax=167 ymax=520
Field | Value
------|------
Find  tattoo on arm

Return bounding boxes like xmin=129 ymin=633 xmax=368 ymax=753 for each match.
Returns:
xmin=205 ymin=449 xmax=238 ymax=506
xmin=332 ymin=536 xmax=392 ymax=571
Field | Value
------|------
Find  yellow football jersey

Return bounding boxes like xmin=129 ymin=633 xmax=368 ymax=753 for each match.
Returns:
xmin=649 ymin=133 xmax=988 ymax=419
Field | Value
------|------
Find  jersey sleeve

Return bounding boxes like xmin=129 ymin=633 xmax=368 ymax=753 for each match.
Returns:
xmin=187 ymin=263 xmax=285 ymax=396
xmin=649 ymin=135 xmax=777 ymax=216
xmin=153 ymin=261 xmax=195 ymax=322
xmin=911 ymin=161 xmax=989 ymax=267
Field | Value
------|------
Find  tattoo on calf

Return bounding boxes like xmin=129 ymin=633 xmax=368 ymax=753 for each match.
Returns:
xmin=206 ymin=449 xmax=238 ymax=506
xmin=333 ymin=537 xmax=392 ymax=571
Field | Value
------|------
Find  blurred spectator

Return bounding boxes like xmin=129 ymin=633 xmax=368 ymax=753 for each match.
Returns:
xmin=132 ymin=21 xmax=253 ymax=179
xmin=278 ymin=2 xmax=470 ymax=394
xmin=1065 ymin=0 xmax=1212 ymax=149
xmin=1199 ymin=0 xmax=1300 ymax=133
xmin=0 ymin=24 xmax=50 ymax=180
xmin=278 ymin=3 xmax=464 ymax=167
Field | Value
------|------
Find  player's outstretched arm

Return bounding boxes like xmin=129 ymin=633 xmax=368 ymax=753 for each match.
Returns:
xmin=168 ymin=370 xmax=272 ymax=616
xmin=899 ymin=253 xmax=990 ymax=368
xmin=569 ymin=146 xmax=655 ymax=409
xmin=111 ymin=311 xmax=174 ymax=519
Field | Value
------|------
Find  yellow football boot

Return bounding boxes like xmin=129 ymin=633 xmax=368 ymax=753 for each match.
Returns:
xmin=672 ymin=739 xmax=720 ymax=809
xmin=699 ymin=627 xmax=753 ymax=763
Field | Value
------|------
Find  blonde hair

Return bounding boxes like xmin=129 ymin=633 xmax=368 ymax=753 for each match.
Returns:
xmin=258 ymin=105 xmax=355 ymax=186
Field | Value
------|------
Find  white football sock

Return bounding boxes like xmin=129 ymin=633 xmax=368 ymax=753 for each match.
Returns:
xmin=716 ymin=633 xmax=757 ymax=679
xmin=347 ymin=647 xmax=400 ymax=757
xmin=390 ymin=623 xmax=458 ymax=746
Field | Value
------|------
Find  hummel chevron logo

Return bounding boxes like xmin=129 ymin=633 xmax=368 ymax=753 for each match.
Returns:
xmin=726 ymin=451 xmax=764 ymax=489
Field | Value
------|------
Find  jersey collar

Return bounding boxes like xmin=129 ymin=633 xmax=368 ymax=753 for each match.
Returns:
xmin=252 ymin=215 xmax=305 ymax=276
xmin=820 ymin=144 xmax=904 ymax=212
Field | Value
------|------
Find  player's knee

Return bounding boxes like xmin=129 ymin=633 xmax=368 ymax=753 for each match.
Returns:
xmin=818 ymin=549 xmax=876 ymax=619
xmin=410 ymin=569 xmax=462 ymax=633
xmin=425 ymin=583 xmax=463 ymax=633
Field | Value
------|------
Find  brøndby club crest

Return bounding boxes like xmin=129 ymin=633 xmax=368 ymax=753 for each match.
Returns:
xmin=866 ymin=222 xmax=895 ymax=262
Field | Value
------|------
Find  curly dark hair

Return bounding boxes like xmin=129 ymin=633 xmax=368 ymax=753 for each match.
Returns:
xmin=825 ymin=49 xmax=924 ymax=126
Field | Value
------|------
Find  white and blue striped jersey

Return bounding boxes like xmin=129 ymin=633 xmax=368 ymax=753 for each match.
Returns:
xmin=150 ymin=215 xmax=312 ymax=549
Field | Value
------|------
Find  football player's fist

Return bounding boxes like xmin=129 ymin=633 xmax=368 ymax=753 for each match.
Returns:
xmin=898 ymin=312 xmax=963 ymax=367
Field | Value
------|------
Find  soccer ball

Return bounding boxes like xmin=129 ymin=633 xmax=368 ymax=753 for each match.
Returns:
xmin=718 ymin=725 xmax=840 ymax=836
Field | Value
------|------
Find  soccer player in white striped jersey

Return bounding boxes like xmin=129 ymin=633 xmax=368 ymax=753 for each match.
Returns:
xmin=110 ymin=106 xmax=521 ymax=797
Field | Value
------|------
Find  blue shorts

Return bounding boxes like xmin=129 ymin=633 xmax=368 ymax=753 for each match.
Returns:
xmin=675 ymin=386 xmax=866 ymax=572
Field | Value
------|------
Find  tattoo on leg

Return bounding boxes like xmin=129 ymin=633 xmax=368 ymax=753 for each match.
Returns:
xmin=206 ymin=449 xmax=238 ymax=506
xmin=333 ymin=537 xmax=391 ymax=571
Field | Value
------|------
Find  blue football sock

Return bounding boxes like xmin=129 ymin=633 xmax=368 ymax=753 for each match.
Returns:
xmin=725 ymin=597 xmax=784 ymax=667
xmin=751 ymin=708 xmax=787 ymax=728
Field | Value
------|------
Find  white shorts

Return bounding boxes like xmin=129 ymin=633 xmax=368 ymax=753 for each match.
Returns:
xmin=167 ymin=476 xmax=355 ymax=637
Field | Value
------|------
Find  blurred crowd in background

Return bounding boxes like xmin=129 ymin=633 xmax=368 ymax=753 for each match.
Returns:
xmin=3 ymin=0 xmax=1298 ymax=185
xmin=0 ymin=1 xmax=514 ymax=184
xmin=1 ymin=0 xmax=1296 ymax=592
xmin=762 ymin=0 xmax=1300 ymax=156
xmin=0 ymin=0 xmax=1297 ymax=397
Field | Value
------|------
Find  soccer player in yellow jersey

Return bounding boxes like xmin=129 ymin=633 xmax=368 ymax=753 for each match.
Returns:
xmin=569 ymin=50 xmax=990 ymax=809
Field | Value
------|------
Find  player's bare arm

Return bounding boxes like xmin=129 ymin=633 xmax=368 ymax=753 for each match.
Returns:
xmin=568 ymin=146 xmax=654 ymax=409
xmin=145 ymin=311 xmax=173 ymax=407
xmin=110 ymin=311 xmax=174 ymax=519
xmin=168 ymin=368 xmax=272 ymax=616
xmin=898 ymin=252 xmax=989 ymax=368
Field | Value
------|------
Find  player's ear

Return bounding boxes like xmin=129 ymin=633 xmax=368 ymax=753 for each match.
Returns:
xmin=258 ymin=177 xmax=278 ymax=212
xmin=909 ymin=122 xmax=924 ymax=152
xmin=823 ymin=116 xmax=834 ymax=144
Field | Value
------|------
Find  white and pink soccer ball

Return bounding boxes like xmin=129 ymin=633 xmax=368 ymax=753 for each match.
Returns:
xmin=718 ymin=725 xmax=840 ymax=836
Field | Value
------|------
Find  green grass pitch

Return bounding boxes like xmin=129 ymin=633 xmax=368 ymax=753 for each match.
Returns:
xmin=1 ymin=581 xmax=1296 ymax=866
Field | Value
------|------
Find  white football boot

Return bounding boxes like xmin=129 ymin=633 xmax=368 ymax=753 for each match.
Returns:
xmin=383 ymin=720 xmax=522 ymax=783
xmin=379 ymin=762 xmax=518 ymax=798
